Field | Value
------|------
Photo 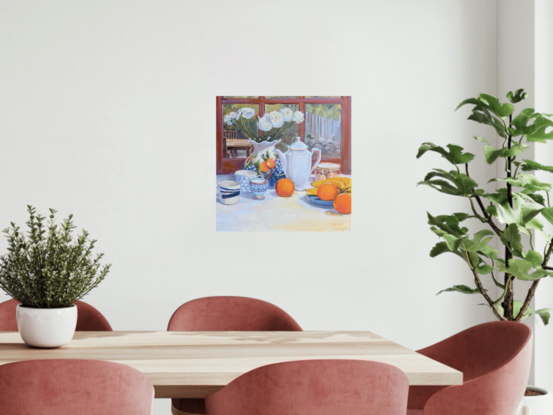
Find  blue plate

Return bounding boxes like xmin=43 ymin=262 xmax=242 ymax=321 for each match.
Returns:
xmin=307 ymin=195 xmax=334 ymax=207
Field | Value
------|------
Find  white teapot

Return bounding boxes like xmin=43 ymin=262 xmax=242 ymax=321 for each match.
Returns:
xmin=275 ymin=138 xmax=321 ymax=191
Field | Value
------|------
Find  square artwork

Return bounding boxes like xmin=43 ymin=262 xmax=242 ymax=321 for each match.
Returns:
xmin=216 ymin=96 xmax=351 ymax=231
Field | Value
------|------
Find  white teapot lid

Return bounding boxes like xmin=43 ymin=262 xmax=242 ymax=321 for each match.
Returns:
xmin=289 ymin=139 xmax=309 ymax=151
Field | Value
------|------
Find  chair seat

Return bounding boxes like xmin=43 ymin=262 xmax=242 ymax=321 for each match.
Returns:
xmin=407 ymin=410 xmax=423 ymax=415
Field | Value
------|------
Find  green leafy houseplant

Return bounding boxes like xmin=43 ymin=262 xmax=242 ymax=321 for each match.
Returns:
xmin=418 ymin=89 xmax=553 ymax=324
xmin=0 ymin=206 xmax=110 ymax=308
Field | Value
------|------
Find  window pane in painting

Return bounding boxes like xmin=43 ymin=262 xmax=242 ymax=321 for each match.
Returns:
xmin=223 ymin=104 xmax=259 ymax=158
xmin=305 ymin=104 xmax=342 ymax=160
xmin=264 ymin=104 xmax=299 ymax=152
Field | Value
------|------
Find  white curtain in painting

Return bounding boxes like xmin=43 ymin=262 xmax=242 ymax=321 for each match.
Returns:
xmin=306 ymin=112 xmax=341 ymax=143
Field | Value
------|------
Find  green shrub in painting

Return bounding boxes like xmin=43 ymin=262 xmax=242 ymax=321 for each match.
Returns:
xmin=0 ymin=206 xmax=110 ymax=308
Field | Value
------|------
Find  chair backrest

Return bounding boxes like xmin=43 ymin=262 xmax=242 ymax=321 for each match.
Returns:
xmin=417 ymin=321 xmax=532 ymax=381
xmin=167 ymin=296 xmax=302 ymax=331
xmin=0 ymin=299 xmax=112 ymax=331
xmin=0 ymin=359 xmax=153 ymax=415
xmin=205 ymin=359 xmax=409 ymax=415
xmin=223 ymin=130 xmax=238 ymax=139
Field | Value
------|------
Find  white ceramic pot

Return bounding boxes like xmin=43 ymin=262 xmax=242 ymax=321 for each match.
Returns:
xmin=517 ymin=386 xmax=553 ymax=415
xmin=16 ymin=304 xmax=77 ymax=348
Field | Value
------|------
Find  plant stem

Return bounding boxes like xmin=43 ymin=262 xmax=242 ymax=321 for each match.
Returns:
xmin=465 ymin=163 xmax=502 ymax=235
xmin=516 ymin=237 xmax=553 ymax=321
xmin=465 ymin=251 xmax=507 ymax=321
xmin=502 ymin=114 xmax=515 ymax=320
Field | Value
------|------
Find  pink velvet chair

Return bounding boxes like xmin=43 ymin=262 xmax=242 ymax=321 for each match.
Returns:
xmin=0 ymin=359 xmax=154 ymax=414
xmin=0 ymin=299 xmax=112 ymax=331
xmin=206 ymin=359 xmax=409 ymax=415
xmin=167 ymin=296 xmax=302 ymax=415
xmin=407 ymin=321 xmax=532 ymax=415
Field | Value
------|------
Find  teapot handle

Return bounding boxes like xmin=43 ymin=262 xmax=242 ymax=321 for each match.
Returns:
xmin=310 ymin=148 xmax=322 ymax=174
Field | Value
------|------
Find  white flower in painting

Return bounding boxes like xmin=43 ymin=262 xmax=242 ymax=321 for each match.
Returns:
xmin=238 ymin=107 xmax=256 ymax=119
xmin=280 ymin=107 xmax=294 ymax=121
xmin=224 ymin=111 xmax=239 ymax=125
xmin=258 ymin=115 xmax=273 ymax=131
xmin=293 ymin=110 xmax=304 ymax=124
xmin=269 ymin=111 xmax=285 ymax=128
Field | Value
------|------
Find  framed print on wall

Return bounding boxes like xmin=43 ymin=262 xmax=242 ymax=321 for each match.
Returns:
xmin=216 ymin=96 xmax=352 ymax=232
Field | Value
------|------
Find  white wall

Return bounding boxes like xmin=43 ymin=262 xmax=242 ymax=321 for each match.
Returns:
xmin=0 ymin=1 xmax=500 ymax=413
xmin=534 ymin=0 xmax=553 ymax=391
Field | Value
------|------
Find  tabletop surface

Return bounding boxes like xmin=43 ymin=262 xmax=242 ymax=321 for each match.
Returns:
xmin=0 ymin=331 xmax=462 ymax=398
xmin=226 ymin=139 xmax=253 ymax=147
xmin=216 ymin=174 xmax=352 ymax=231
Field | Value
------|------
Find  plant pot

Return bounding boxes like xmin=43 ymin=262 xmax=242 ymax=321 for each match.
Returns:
xmin=16 ymin=304 xmax=77 ymax=348
xmin=517 ymin=386 xmax=553 ymax=415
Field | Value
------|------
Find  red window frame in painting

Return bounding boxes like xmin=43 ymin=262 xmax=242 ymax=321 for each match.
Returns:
xmin=216 ymin=96 xmax=352 ymax=175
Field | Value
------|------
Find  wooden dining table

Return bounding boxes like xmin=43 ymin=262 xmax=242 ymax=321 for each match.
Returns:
xmin=0 ymin=331 xmax=462 ymax=398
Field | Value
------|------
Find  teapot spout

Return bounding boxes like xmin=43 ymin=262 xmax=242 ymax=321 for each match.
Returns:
xmin=274 ymin=148 xmax=288 ymax=177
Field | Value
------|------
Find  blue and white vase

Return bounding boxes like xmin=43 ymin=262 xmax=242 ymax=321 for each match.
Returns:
xmin=243 ymin=139 xmax=286 ymax=188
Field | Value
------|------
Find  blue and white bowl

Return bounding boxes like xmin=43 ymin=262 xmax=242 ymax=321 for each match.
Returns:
xmin=217 ymin=180 xmax=240 ymax=205
xmin=234 ymin=170 xmax=257 ymax=193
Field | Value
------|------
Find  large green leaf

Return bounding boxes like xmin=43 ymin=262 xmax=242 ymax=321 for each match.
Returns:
xmin=499 ymin=258 xmax=552 ymax=281
xmin=513 ymin=300 xmax=552 ymax=325
xmin=500 ymin=224 xmax=523 ymax=257
xmin=457 ymin=93 xmax=513 ymax=137
xmin=429 ymin=241 xmax=463 ymax=259
xmin=507 ymin=89 xmax=527 ymax=104
xmin=451 ymin=173 xmax=478 ymax=195
xmin=427 ymin=213 xmax=468 ymax=238
xmin=495 ymin=194 xmax=543 ymax=229
xmin=490 ymin=174 xmax=551 ymax=192
xmin=467 ymin=109 xmax=508 ymax=137
xmin=525 ymin=250 xmax=544 ymax=267
xmin=437 ymin=285 xmax=482 ymax=295
xmin=483 ymin=144 xmax=528 ymax=164
xmin=478 ymin=93 xmax=514 ymax=118
xmin=521 ymin=159 xmax=553 ymax=173
xmin=541 ymin=207 xmax=553 ymax=225
xmin=417 ymin=143 xmax=475 ymax=164
xmin=419 ymin=169 xmax=478 ymax=197
xmin=509 ymin=108 xmax=553 ymax=140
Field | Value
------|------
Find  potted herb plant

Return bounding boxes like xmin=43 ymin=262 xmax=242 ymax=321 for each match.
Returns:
xmin=417 ymin=89 xmax=553 ymax=414
xmin=0 ymin=206 xmax=110 ymax=348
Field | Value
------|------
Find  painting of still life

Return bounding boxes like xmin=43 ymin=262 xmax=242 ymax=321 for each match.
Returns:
xmin=216 ymin=96 xmax=352 ymax=232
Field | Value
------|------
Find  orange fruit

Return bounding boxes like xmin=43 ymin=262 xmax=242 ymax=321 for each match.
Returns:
xmin=260 ymin=161 xmax=269 ymax=173
xmin=317 ymin=183 xmax=339 ymax=201
xmin=266 ymin=158 xmax=276 ymax=169
xmin=275 ymin=178 xmax=295 ymax=197
xmin=334 ymin=193 xmax=351 ymax=214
